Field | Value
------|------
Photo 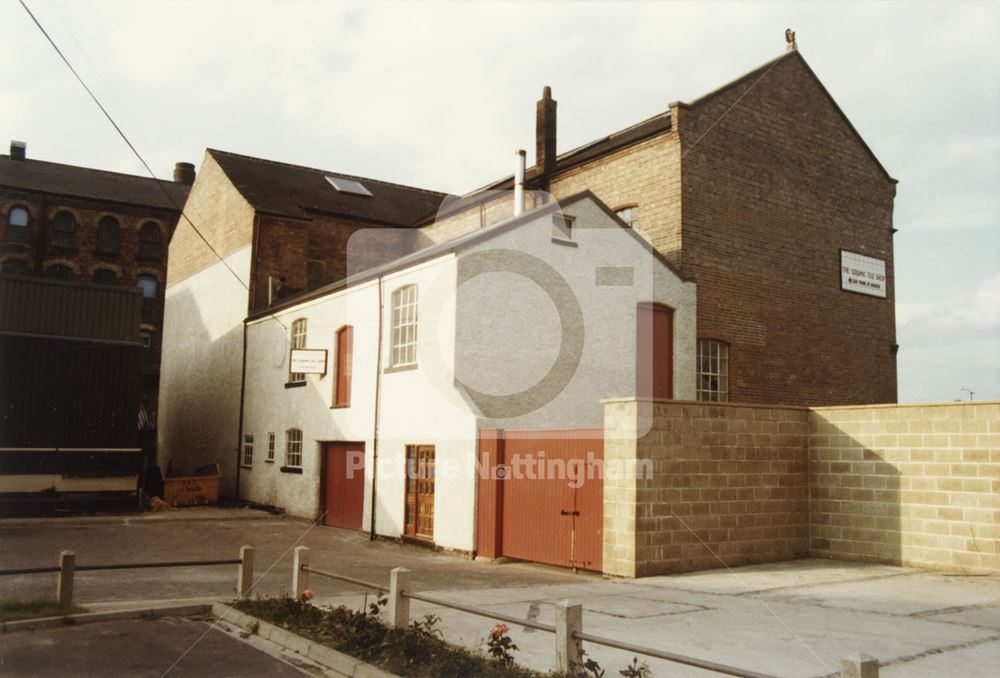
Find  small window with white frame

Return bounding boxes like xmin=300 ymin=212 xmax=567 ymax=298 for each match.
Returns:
xmin=615 ymin=205 xmax=639 ymax=229
xmin=266 ymin=432 xmax=275 ymax=462
xmin=390 ymin=285 xmax=418 ymax=368
xmin=696 ymin=339 xmax=729 ymax=402
xmin=242 ymin=433 xmax=254 ymax=467
xmin=285 ymin=428 xmax=303 ymax=468
xmin=289 ymin=318 xmax=308 ymax=383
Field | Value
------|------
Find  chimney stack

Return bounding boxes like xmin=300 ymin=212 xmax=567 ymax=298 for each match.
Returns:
xmin=535 ymin=86 xmax=557 ymax=179
xmin=514 ymin=149 xmax=526 ymax=217
xmin=9 ymin=141 xmax=26 ymax=161
xmin=173 ymin=161 xmax=196 ymax=185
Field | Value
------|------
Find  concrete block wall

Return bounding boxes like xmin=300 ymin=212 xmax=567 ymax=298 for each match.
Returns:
xmin=603 ymin=399 xmax=810 ymax=577
xmin=604 ymin=398 xmax=999 ymax=577
xmin=809 ymin=402 xmax=1000 ymax=573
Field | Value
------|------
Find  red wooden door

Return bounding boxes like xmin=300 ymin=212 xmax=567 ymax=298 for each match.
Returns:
xmin=498 ymin=429 xmax=603 ymax=571
xmin=323 ymin=442 xmax=365 ymax=530
xmin=636 ymin=303 xmax=673 ymax=399
xmin=404 ymin=445 xmax=435 ymax=540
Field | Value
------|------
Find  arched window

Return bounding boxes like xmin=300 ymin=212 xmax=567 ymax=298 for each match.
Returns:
xmin=96 ymin=216 xmax=120 ymax=255
xmin=6 ymin=206 xmax=29 ymax=244
xmin=94 ymin=268 xmax=117 ymax=285
xmin=139 ymin=222 xmax=161 ymax=261
xmin=334 ymin=325 xmax=354 ymax=407
xmin=696 ymin=339 xmax=729 ymax=402
xmin=615 ymin=205 xmax=639 ymax=229
xmin=289 ymin=318 xmax=308 ymax=383
xmin=45 ymin=264 xmax=72 ymax=280
xmin=137 ymin=274 xmax=158 ymax=311
xmin=1 ymin=259 xmax=30 ymax=275
xmin=51 ymin=211 xmax=76 ymax=250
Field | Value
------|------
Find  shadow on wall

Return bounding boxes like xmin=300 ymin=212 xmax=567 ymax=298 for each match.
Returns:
xmin=157 ymin=287 xmax=246 ymax=495
xmin=808 ymin=416 xmax=903 ymax=567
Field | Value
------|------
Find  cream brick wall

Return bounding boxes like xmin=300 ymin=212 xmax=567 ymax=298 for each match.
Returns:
xmin=604 ymin=399 xmax=810 ymax=577
xmin=809 ymin=401 xmax=1000 ymax=574
xmin=603 ymin=399 xmax=999 ymax=577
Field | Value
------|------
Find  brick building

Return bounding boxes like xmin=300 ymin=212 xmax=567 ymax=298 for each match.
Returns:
xmin=429 ymin=45 xmax=898 ymax=406
xmin=0 ymin=142 xmax=192 ymax=465
xmin=161 ymin=44 xmax=898 ymax=499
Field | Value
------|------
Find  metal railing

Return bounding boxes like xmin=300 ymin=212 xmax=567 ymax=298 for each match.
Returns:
xmin=1 ymin=546 xmax=255 ymax=607
xmin=289 ymin=547 xmax=880 ymax=678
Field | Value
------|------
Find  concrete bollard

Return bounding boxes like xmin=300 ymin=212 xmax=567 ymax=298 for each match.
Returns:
xmin=292 ymin=546 xmax=310 ymax=599
xmin=388 ymin=567 xmax=411 ymax=628
xmin=57 ymin=550 xmax=75 ymax=607
xmin=555 ymin=600 xmax=583 ymax=673
xmin=841 ymin=653 xmax=879 ymax=678
xmin=237 ymin=545 xmax=254 ymax=598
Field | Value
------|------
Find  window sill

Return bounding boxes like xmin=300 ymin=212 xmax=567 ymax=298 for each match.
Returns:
xmin=279 ymin=466 xmax=303 ymax=474
xmin=384 ymin=363 xmax=417 ymax=374
xmin=284 ymin=381 xmax=307 ymax=389
xmin=240 ymin=464 xmax=253 ymax=470
xmin=551 ymin=237 xmax=578 ymax=248
xmin=330 ymin=403 xmax=351 ymax=410
xmin=265 ymin=459 xmax=275 ymax=464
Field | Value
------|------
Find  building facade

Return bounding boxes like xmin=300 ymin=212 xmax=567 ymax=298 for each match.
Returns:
xmin=426 ymin=48 xmax=898 ymax=406
xmin=0 ymin=142 xmax=192 ymax=468
xmin=235 ymin=193 xmax=695 ymax=551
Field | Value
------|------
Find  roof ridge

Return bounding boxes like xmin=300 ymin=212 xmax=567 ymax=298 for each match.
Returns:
xmin=206 ymin=148 xmax=450 ymax=198
xmin=0 ymin=154 xmax=182 ymax=186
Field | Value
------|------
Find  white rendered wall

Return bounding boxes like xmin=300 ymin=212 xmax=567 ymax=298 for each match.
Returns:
xmin=158 ymin=246 xmax=251 ymax=495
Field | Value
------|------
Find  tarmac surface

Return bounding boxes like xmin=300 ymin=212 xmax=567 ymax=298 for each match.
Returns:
xmin=1 ymin=508 xmax=998 ymax=677
xmin=0 ymin=616 xmax=313 ymax=677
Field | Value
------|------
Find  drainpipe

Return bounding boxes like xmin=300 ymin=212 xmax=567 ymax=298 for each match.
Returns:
xmin=235 ymin=319 xmax=248 ymax=501
xmin=513 ymin=149 xmax=526 ymax=217
xmin=369 ymin=275 xmax=385 ymax=539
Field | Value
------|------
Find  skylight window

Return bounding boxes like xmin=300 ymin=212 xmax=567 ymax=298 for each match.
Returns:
xmin=325 ymin=175 xmax=373 ymax=197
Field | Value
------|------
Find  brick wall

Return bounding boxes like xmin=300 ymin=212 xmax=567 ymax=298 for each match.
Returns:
xmin=166 ymin=151 xmax=256 ymax=289
xmin=604 ymin=398 xmax=810 ymax=577
xmin=677 ymin=53 xmax=898 ymax=405
xmin=810 ymin=402 xmax=1000 ymax=573
xmin=604 ymin=398 xmax=1000 ymax=577
xmin=551 ymin=131 xmax=683 ymax=268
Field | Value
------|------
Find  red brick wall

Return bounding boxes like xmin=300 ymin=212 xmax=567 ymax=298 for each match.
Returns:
xmin=676 ymin=53 xmax=897 ymax=405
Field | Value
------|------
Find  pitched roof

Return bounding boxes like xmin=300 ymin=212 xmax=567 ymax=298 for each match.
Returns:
xmin=684 ymin=50 xmax=896 ymax=183
xmin=253 ymin=190 xmax=688 ymax=319
xmin=207 ymin=149 xmax=452 ymax=226
xmin=0 ymin=155 xmax=190 ymax=211
xmin=442 ymin=49 xmax=895 ymax=220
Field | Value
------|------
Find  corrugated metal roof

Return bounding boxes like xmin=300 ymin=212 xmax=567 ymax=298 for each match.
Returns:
xmin=0 ymin=275 xmax=141 ymax=344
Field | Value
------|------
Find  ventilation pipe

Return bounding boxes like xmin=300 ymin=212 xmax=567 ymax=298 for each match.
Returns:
xmin=9 ymin=141 xmax=26 ymax=161
xmin=514 ymin=149 xmax=526 ymax=217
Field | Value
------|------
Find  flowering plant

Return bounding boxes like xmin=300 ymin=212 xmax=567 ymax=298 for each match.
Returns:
xmin=486 ymin=622 xmax=518 ymax=668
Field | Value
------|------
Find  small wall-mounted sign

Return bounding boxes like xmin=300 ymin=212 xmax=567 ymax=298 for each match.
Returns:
xmin=290 ymin=348 xmax=328 ymax=375
xmin=840 ymin=250 xmax=887 ymax=298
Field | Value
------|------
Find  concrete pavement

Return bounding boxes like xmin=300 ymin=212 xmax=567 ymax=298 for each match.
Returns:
xmin=2 ymin=510 xmax=998 ymax=677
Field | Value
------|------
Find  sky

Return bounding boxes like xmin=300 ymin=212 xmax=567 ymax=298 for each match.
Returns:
xmin=1 ymin=0 xmax=998 ymax=404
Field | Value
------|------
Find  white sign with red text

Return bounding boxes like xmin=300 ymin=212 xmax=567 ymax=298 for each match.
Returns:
xmin=841 ymin=250 xmax=887 ymax=298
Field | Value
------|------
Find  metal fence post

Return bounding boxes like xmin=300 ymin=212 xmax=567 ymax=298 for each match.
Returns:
xmin=389 ymin=567 xmax=411 ymax=628
xmin=238 ymin=545 xmax=254 ymax=598
xmin=57 ymin=550 xmax=75 ymax=607
xmin=555 ymin=600 xmax=583 ymax=673
xmin=841 ymin=653 xmax=879 ymax=678
xmin=292 ymin=546 xmax=310 ymax=598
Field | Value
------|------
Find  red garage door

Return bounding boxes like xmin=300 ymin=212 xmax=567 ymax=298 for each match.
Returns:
xmin=323 ymin=441 xmax=365 ymax=530
xmin=478 ymin=429 xmax=603 ymax=571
